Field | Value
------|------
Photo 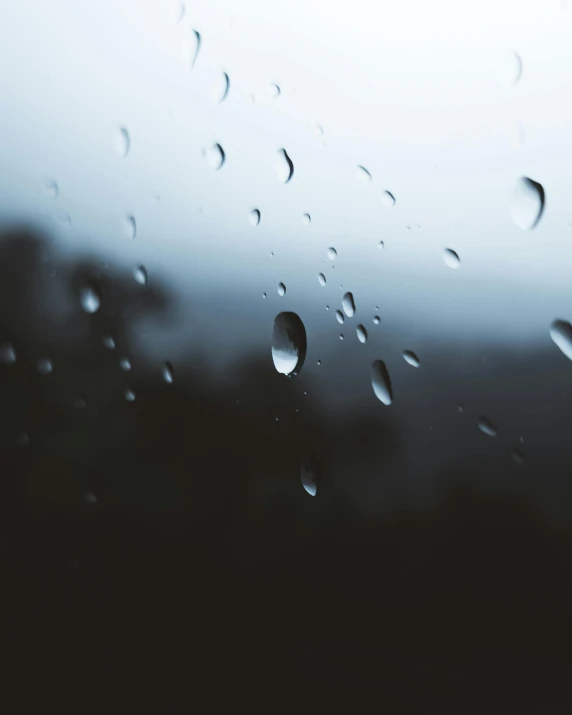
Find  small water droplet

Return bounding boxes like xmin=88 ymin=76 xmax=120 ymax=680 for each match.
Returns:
xmin=262 ymin=292 xmax=267 ymax=299
xmin=550 ymin=319 xmax=572 ymax=360
xmin=210 ymin=71 xmax=230 ymax=103
xmin=317 ymin=360 xmax=321 ymax=366
xmin=270 ymin=83 xmax=281 ymax=97
xmin=443 ymin=248 xmax=460 ymax=269
xmin=335 ymin=310 xmax=345 ymax=324
xmin=124 ymin=388 xmax=136 ymax=402
xmin=356 ymin=324 xmax=368 ymax=343
xmin=171 ymin=1 xmax=185 ymax=23
xmin=477 ymin=416 xmax=497 ymax=437
xmin=119 ymin=357 xmax=132 ymax=372
xmin=114 ymin=126 xmax=130 ymax=157
xmin=327 ymin=247 xmax=337 ymax=260
xmin=276 ymin=149 xmax=294 ymax=183
xmin=134 ymin=266 xmax=148 ymax=286
xmin=42 ymin=178 xmax=59 ymax=199
xmin=272 ymin=312 xmax=307 ymax=376
xmin=510 ymin=177 xmax=545 ymax=230
xmin=103 ymin=335 xmax=116 ymax=350
xmin=381 ymin=191 xmax=395 ymax=208
xmin=403 ymin=350 xmax=420 ymax=368
xmin=163 ymin=362 xmax=174 ymax=384
xmin=378 ymin=241 xmax=384 ymax=250
xmin=300 ymin=456 xmax=321 ymax=497
xmin=457 ymin=404 xmax=464 ymax=413
xmin=0 ymin=343 xmax=16 ymax=365
xmin=302 ymin=213 xmax=311 ymax=225
xmin=249 ymin=209 xmax=261 ymax=226
xmin=512 ymin=447 xmax=525 ymax=465
xmin=501 ymin=50 xmax=523 ymax=88
xmin=339 ymin=334 xmax=344 ymax=340
xmin=318 ymin=273 xmax=326 ymax=287
xmin=356 ymin=165 xmax=372 ymax=182
xmin=341 ymin=292 xmax=355 ymax=318
xmin=182 ymin=29 xmax=201 ymax=69
xmin=373 ymin=316 xmax=380 ymax=325
xmin=277 ymin=282 xmax=286 ymax=297
xmin=85 ymin=491 xmax=97 ymax=505
xmin=37 ymin=358 xmax=53 ymax=375
xmin=206 ymin=143 xmax=225 ymax=170
xmin=80 ymin=284 xmax=101 ymax=314
xmin=371 ymin=360 xmax=392 ymax=405
xmin=125 ymin=214 xmax=137 ymax=239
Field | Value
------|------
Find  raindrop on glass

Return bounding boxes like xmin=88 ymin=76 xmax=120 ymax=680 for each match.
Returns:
xmin=341 ymin=292 xmax=355 ymax=318
xmin=163 ymin=362 xmax=174 ymax=384
xmin=477 ymin=417 xmax=497 ymax=438
xmin=510 ymin=177 xmax=545 ymax=230
xmin=103 ymin=335 xmax=116 ymax=350
xmin=339 ymin=334 xmax=344 ymax=340
xmin=0 ymin=343 xmax=16 ymax=365
xmin=124 ymin=389 xmax=136 ymax=402
xmin=327 ymin=247 xmax=337 ymax=260
xmin=211 ymin=72 xmax=230 ymax=103
xmin=316 ymin=360 xmax=321 ymax=366
xmin=206 ymin=143 xmax=225 ymax=170
xmin=550 ymin=319 xmax=572 ymax=360
xmin=182 ymin=29 xmax=201 ymax=69
xmin=381 ymin=191 xmax=395 ymax=208
xmin=249 ymin=209 xmax=261 ymax=226
xmin=262 ymin=292 xmax=267 ymax=299
xmin=356 ymin=325 xmax=368 ymax=343
xmin=277 ymin=282 xmax=286 ymax=297
xmin=443 ymin=248 xmax=460 ymax=269
xmin=302 ymin=213 xmax=311 ymax=225
xmin=119 ymin=357 xmax=132 ymax=372
xmin=318 ymin=273 xmax=326 ymax=287
xmin=403 ymin=350 xmax=420 ymax=368
xmin=37 ymin=358 xmax=53 ymax=375
xmin=134 ymin=265 xmax=148 ymax=286
xmin=335 ymin=310 xmax=345 ymax=325
xmin=125 ymin=215 xmax=137 ymax=239
xmin=300 ymin=457 xmax=320 ymax=497
xmin=501 ymin=50 xmax=523 ymax=88
xmin=378 ymin=241 xmax=384 ymax=250
xmin=276 ymin=149 xmax=294 ymax=184
xmin=356 ymin=165 xmax=372 ymax=182
xmin=272 ymin=312 xmax=307 ymax=376
xmin=114 ymin=126 xmax=130 ymax=157
xmin=371 ymin=360 xmax=393 ymax=406
xmin=270 ymin=83 xmax=281 ymax=98
xmin=373 ymin=316 xmax=380 ymax=325
xmin=84 ymin=492 xmax=98 ymax=506
xmin=80 ymin=285 xmax=101 ymax=314
xmin=42 ymin=178 xmax=59 ymax=199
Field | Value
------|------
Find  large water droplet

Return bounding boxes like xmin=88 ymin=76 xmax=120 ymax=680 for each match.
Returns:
xmin=163 ymin=362 xmax=174 ymax=384
xmin=80 ymin=285 xmax=101 ymax=314
xmin=342 ymin=292 xmax=355 ymax=318
xmin=42 ymin=178 xmax=59 ymax=199
xmin=210 ymin=72 xmax=230 ymax=103
xmin=550 ymin=319 xmax=572 ymax=360
xmin=501 ymin=50 xmax=523 ymax=87
xmin=510 ymin=177 xmax=545 ymax=230
xmin=249 ymin=209 xmax=261 ymax=226
xmin=477 ymin=417 xmax=497 ymax=437
xmin=119 ymin=357 xmax=132 ymax=372
xmin=300 ymin=456 xmax=320 ymax=497
xmin=371 ymin=360 xmax=392 ymax=406
xmin=134 ymin=266 xmax=148 ymax=286
xmin=276 ymin=149 xmax=294 ymax=183
xmin=356 ymin=165 xmax=372 ymax=182
xmin=403 ymin=350 xmax=420 ymax=368
xmin=277 ymin=282 xmax=286 ymax=297
xmin=125 ymin=215 xmax=137 ymax=239
xmin=381 ymin=190 xmax=395 ymax=208
xmin=443 ymin=248 xmax=460 ymax=269
xmin=335 ymin=310 xmax=345 ymax=324
xmin=327 ymin=247 xmax=337 ymax=261
xmin=206 ymin=143 xmax=225 ymax=170
xmin=356 ymin=325 xmax=368 ymax=343
xmin=37 ymin=358 xmax=53 ymax=375
xmin=272 ymin=312 xmax=307 ymax=376
xmin=114 ymin=126 xmax=130 ymax=157
xmin=318 ymin=273 xmax=326 ymax=287
xmin=0 ymin=343 xmax=16 ymax=365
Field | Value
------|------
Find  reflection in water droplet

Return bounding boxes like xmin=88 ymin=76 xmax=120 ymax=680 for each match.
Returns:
xmin=114 ymin=126 xmax=130 ymax=157
xmin=342 ymin=292 xmax=355 ymax=318
xmin=357 ymin=165 xmax=372 ymax=182
xmin=270 ymin=83 xmax=281 ymax=97
xmin=125 ymin=215 xmax=137 ymax=239
xmin=276 ymin=149 xmax=294 ymax=183
xmin=124 ymin=389 xmax=136 ymax=402
xmin=249 ymin=209 xmax=261 ymax=226
xmin=163 ymin=362 xmax=174 ymax=384
xmin=318 ymin=273 xmax=326 ymax=287
xmin=371 ymin=360 xmax=392 ymax=405
xmin=403 ymin=350 xmax=420 ymax=367
xmin=443 ymin=248 xmax=460 ymax=269
xmin=327 ymin=247 xmax=337 ymax=260
xmin=335 ymin=310 xmax=345 ymax=324
xmin=277 ymin=282 xmax=286 ymax=297
xmin=501 ymin=50 xmax=523 ymax=87
xmin=512 ymin=447 xmax=525 ymax=465
xmin=134 ymin=266 xmax=148 ymax=286
xmin=206 ymin=143 xmax=225 ymax=170
xmin=381 ymin=191 xmax=395 ymax=208
xmin=211 ymin=72 xmax=230 ymax=103
xmin=550 ymin=319 xmax=572 ymax=360
xmin=119 ymin=357 xmax=132 ymax=372
xmin=43 ymin=178 xmax=59 ymax=199
xmin=103 ymin=336 xmax=116 ymax=350
xmin=356 ymin=325 xmax=368 ymax=343
xmin=478 ymin=417 xmax=497 ymax=437
xmin=0 ymin=343 xmax=16 ymax=365
xmin=300 ymin=457 xmax=320 ymax=497
xmin=510 ymin=177 xmax=545 ymax=230
xmin=272 ymin=312 xmax=307 ymax=376
xmin=373 ymin=316 xmax=380 ymax=325
xmin=302 ymin=213 xmax=311 ymax=225
xmin=37 ymin=358 xmax=53 ymax=375
xmin=80 ymin=285 xmax=101 ymax=314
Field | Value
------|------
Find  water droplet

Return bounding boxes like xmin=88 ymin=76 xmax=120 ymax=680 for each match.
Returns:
xmin=373 ymin=316 xmax=380 ymax=325
xmin=37 ymin=358 xmax=53 ymax=375
xmin=356 ymin=165 xmax=372 ymax=182
xmin=327 ymin=247 xmax=337 ymax=260
xmin=272 ymin=312 xmax=307 ymax=376
xmin=501 ymin=50 xmax=523 ymax=88
xmin=443 ymin=248 xmax=460 ymax=269
xmin=125 ymin=215 xmax=137 ymax=239
xmin=457 ymin=404 xmax=464 ymax=413
xmin=103 ymin=335 xmax=116 ymax=350
xmin=300 ymin=457 xmax=320 ymax=497
xmin=318 ymin=273 xmax=326 ymax=287
xmin=510 ymin=177 xmax=545 ymax=230
xmin=512 ymin=447 xmax=525 ymax=465
xmin=477 ymin=417 xmax=497 ymax=437
xmin=302 ymin=213 xmax=311 ymax=225
xmin=42 ymin=178 xmax=59 ymax=199
xmin=124 ymin=388 xmax=136 ymax=402
xmin=249 ymin=209 xmax=261 ymax=226
xmin=550 ymin=319 xmax=572 ymax=360
xmin=316 ymin=360 xmax=321 ymax=366
xmin=171 ymin=1 xmax=185 ymax=23
xmin=0 ymin=343 xmax=16 ymax=365
xmin=206 ymin=143 xmax=225 ymax=170
xmin=270 ymin=83 xmax=281 ymax=97
xmin=341 ymin=292 xmax=355 ymax=318
xmin=119 ymin=357 xmax=132 ymax=372
xmin=335 ymin=310 xmax=345 ymax=324
xmin=371 ymin=360 xmax=392 ymax=406
xmin=210 ymin=72 xmax=230 ymax=103
xmin=182 ymin=29 xmax=201 ymax=69
xmin=356 ymin=325 xmax=368 ymax=343
xmin=378 ymin=241 xmax=384 ymax=250
xmin=381 ymin=191 xmax=395 ymax=208
xmin=339 ymin=334 xmax=344 ymax=340
xmin=80 ymin=285 xmax=101 ymax=314
xmin=403 ymin=350 xmax=420 ymax=368
xmin=277 ymin=282 xmax=286 ymax=297
xmin=276 ymin=149 xmax=294 ymax=183
xmin=262 ymin=292 xmax=267 ymax=299
xmin=163 ymin=362 xmax=174 ymax=384
xmin=114 ymin=126 xmax=130 ymax=157
xmin=325 ymin=305 xmax=330 ymax=310
xmin=85 ymin=492 xmax=98 ymax=506
xmin=134 ymin=265 xmax=148 ymax=286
